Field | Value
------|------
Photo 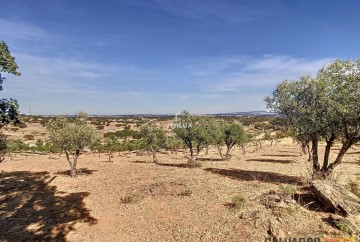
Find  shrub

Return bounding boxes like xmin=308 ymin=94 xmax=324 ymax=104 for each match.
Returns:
xmin=278 ymin=184 xmax=297 ymax=198
xmin=335 ymin=219 xmax=353 ymax=235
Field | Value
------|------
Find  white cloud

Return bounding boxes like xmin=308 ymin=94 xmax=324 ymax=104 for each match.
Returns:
xmin=192 ymin=55 xmax=333 ymax=92
xmin=0 ymin=19 xmax=49 ymax=41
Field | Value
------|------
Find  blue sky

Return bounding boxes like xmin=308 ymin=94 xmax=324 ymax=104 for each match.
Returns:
xmin=1 ymin=0 xmax=359 ymax=115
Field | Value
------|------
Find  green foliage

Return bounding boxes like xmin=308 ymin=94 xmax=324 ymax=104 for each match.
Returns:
xmin=0 ymin=132 xmax=7 ymax=162
xmin=47 ymin=114 xmax=97 ymax=153
xmin=164 ymin=136 xmax=183 ymax=152
xmin=139 ymin=124 xmax=166 ymax=163
xmin=46 ymin=112 xmax=97 ymax=177
xmin=0 ymin=41 xmax=21 ymax=127
xmin=7 ymin=139 xmax=28 ymax=154
xmin=90 ymin=139 xmax=103 ymax=155
xmin=173 ymin=111 xmax=207 ymax=157
xmin=223 ymin=122 xmax=247 ymax=160
xmin=265 ymin=60 xmax=360 ymax=177
xmin=104 ymin=129 xmax=138 ymax=139
xmin=278 ymin=184 xmax=297 ymax=198
xmin=103 ymin=135 xmax=119 ymax=162
xmin=0 ymin=98 xmax=20 ymax=127
xmin=0 ymin=41 xmax=21 ymax=76
xmin=334 ymin=219 xmax=353 ymax=235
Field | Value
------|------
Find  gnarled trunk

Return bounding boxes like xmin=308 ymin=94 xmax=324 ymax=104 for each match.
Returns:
xmin=321 ymin=134 xmax=336 ymax=174
xmin=324 ymin=139 xmax=355 ymax=177
xmin=216 ymin=144 xmax=224 ymax=160
xmin=311 ymin=137 xmax=320 ymax=177
xmin=150 ymin=146 xmax=158 ymax=163
xmin=65 ymin=148 xmax=80 ymax=177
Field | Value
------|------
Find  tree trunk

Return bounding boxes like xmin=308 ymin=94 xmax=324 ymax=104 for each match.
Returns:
xmin=108 ymin=151 xmax=112 ymax=162
xmin=98 ymin=151 xmax=100 ymax=158
xmin=324 ymin=139 xmax=354 ymax=177
xmin=151 ymin=146 xmax=158 ymax=163
xmin=187 ymin=146 xmax=197 ymax=166
xmin=311 ymin=138 xmax=320 ymax=177
xmin=240 ymin=144 xmax=246 ymax=155
xmin=322 ymin=134 xmax=336 ymax=173
xmin=196 ymin=144 xmax=201 ymax=155
xmin=65 ymin=149 xmax=79 ymax=177
xmin=205 ymin=144 xmax=209 ymax=156
xmin=216 ymin=144 xmax=224 ymax=160
xmin=225 ymin=145 xmax=233 ymax=161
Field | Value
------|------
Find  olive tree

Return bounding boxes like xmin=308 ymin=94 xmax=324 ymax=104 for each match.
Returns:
xmin=46 ymin=112 xmax=97 ymax=177
xmin=173 ymin=111 xmax=209 ymax=166
xmin=265 ymin=60 xmax=360 ymax=178
xmin=0 ymin=132 xmax=6 ymax=162
xmin=223 ymin=122 xmax=247 ymax=160
xmin=139 ymin=124 xmax=166 ymax=163
xmin=90 ymin=139 xmax=103 ymax=157
xmin=103 ymin=135 xmax=119 ymax=162
xmin=173 ymin=111 xmax=197 ymax=159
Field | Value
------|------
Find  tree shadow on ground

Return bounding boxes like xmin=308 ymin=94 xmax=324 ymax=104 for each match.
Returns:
xmin=262 ymin=154 xmax=299 ymax=158
xmin=0 ymin=171 xmax=97 ymax=242
xmin=156 ymin=163 xmax=189 ymax=168
xmin=54 ymin=168 xmax=98 ymax=177
xmin=204 ymin=168 xmax=302 ymax=185
xmin=130 ymin=160 xmax=153 ymax=164
xmin=278 ymin=150 xmax=299 ymax=153
xmin=348 ymin=151 xmax=360 ymax=155
xmin=246 ymin=158 xmax=295 ymax=164
xmin=197 ymin=157 xmax=224 ymax=162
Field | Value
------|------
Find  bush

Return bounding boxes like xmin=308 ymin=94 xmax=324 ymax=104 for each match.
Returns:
xmin=278 ymin=184 xmax=297 ymax=198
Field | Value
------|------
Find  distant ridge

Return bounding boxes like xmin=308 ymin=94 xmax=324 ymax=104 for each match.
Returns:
xmin=39 ymin=111 xmax=276 ymax=118
xmin=212 ymin=111 xmax=277 ymax=117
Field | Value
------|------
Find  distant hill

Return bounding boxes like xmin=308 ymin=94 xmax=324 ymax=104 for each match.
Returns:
xmin=39 ymin=111 xmax=276 ymax=118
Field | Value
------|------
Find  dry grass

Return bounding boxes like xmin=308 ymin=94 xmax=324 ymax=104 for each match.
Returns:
xmin=1 ymin=134 xmax=359 ymax=241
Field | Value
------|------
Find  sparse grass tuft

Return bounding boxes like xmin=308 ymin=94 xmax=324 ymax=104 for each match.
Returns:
xmin=347 ymin=179 xmax=360 ymax=197
xmin=335 ymin=219 xmax=353 ymax=235
xmin=120 ymin=193 xmax=138 ymax=204
xmin=230 ymin=195 xmax=247 ymax=211
xmin=278 ymin=184 xmax=297 ymax=197
xmin=179 ymin=188 xmax=192 ymax=197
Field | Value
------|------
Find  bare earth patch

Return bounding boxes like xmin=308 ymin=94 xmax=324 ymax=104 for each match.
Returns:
xmin=1 ymin=139 xmax=359 ymax=241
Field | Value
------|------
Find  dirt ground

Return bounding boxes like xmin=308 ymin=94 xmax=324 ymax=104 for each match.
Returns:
xmin=1 ymin=138 xmax=359 ymax=242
